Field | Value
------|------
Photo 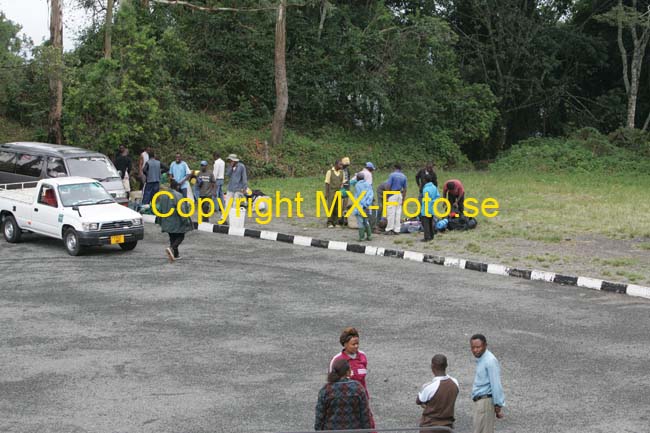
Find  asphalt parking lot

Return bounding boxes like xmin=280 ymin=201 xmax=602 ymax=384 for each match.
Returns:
xmin=1 ymin=225 xmax=649 ymax=433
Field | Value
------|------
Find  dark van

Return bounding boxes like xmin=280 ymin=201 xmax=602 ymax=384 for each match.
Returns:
xmin=0 ymin=142 xmax=128 ymax=204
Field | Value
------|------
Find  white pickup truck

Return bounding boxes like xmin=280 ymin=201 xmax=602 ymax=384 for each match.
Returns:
xmin=0 ymin=176 xmax=144 ymax=255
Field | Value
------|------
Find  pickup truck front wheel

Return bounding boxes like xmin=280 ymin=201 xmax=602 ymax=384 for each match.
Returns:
xmin=63 ymin=228 xmax=83 ymax=256
xmin=119 ymin=241 xmax=137 ymax=251
xmin=2 ymin=215 xmax=22 ymax=243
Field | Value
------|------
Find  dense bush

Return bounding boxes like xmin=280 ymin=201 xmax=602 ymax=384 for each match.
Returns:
xmin=491 ymin=128 xmax=650 ymax=173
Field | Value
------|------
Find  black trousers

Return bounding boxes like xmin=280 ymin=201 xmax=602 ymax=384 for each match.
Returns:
xmin=421 ymin=215 xmax=435 ymax=240
xmin=168 ymin=233 xmax=185 ymax=257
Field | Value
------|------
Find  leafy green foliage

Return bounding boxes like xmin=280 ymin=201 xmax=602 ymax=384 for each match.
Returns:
xmin=63 ymin=2 xmax=182 ymax=155
xmin=491 ymin=128 xmax=650 ymax=173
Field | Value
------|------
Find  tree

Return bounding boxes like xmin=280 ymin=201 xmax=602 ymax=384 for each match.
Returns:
xmin=271 ymin=0 xmax=288 ymax=145
xmin=105 ymin=0 xmax=115 ymax=59
xmin=597 ymin=0 xmax=650 ymax=129
xmin=48 ymin=0 xmax=64 ymax=144
xmin=152 ymin=0 xmax=290 ymax=144
xmin=0 ymin=13 xmax=28 ymax=119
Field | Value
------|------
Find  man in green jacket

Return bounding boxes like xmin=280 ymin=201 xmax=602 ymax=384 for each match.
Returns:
xmin=155 ymin=180 xmax=194 ymax=262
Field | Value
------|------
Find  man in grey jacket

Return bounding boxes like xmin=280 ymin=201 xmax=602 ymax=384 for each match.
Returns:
xmin=225 ymin=154 xmax=248 ymax=202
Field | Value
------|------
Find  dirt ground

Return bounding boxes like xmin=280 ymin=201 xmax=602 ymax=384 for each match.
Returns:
xmin=210 ymin=212 xmax=650 ymax=287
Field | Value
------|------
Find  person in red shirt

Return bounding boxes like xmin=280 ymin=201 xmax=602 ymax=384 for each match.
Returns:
xmin=329 ymin=327 xmax=375 ymax=427
xmin=442 ymin=179 xmax=466 ymax=216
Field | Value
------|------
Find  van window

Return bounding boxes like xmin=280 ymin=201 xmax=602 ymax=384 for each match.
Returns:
xmin=15 ymin=154 xmax=44 ymax=177
xmin=0 ymin=151 xmax=16 ymax=172
xmin=66 ymin=156 xmax=120 ymax=181
xmin=47 ymin=157 xmax=67 ymax=177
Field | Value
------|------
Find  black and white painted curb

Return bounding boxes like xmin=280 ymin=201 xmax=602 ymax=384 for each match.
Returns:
xmin=142 ymin=215 xmax=650 ymax=301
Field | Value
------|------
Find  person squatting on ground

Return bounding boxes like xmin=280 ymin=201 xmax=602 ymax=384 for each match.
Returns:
xmin=420 ymin=173 xmax=440 ymax=242
xmin=353 ymin=172 xmax=374 ymax=241
xmin=470 ymin=334 xmax=505 ymax=433
xmin=324 ymin=160 xmax=344 ymax=228
xmin=154 ymin=180 xmax=194 ymax=262
xmin=196 ymin=160 xmax=216 ymax=220
xmin=329 ymin=327 xmax=375 ymax=428
xmin=314 ymin=358 xmax=372 ymax=431
xmin=384 ymin=163 xmax=408 ymax=235
xmin=443 ymin=179 xmax=465 ymax=216
xmin=141 ymin=151 xmax=167 ymax=205
xmin=416 ymin=354 xmax=460 ymax=432
xmin=374 ymin=181 xmax=389 ymax=233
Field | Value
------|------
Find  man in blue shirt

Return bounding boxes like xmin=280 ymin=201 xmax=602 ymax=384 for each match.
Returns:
xmin=470 ymin=334 xmax=505 ymax=433
xmin=168 ymin=153 xmax=192 ymax=198
xmin=383 ymin=163 xmax=407 ymax=235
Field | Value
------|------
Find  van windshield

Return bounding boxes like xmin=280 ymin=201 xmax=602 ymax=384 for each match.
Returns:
xmin=58 ymin=182 xmax=115 ymax=207
xmin=67 ymin=156 xmax=120 ymax=181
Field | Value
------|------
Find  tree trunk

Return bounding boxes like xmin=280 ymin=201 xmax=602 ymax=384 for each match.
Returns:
xmin=104 ymin=0 xmax=114 ymax=59
xmin=318 ymin=0 xmax=327 ymax=41
xmin=628 ymin=53 xmax=642 ymax=128
xmin=48 ymin=0 xmax=63 ymax=144
xmin=270 ymin=0 xmax=288 ymax=146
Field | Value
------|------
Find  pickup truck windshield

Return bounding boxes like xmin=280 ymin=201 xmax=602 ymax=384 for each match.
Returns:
xmin=58 ymin=182 xmax=115 ymax=207
xmin=66 ymin=157 xmax=120 ymax=181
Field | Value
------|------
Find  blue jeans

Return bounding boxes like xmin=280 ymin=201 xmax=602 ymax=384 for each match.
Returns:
xmin=142 ymin=181 xmax=159 ymax=205
xmin=179 ymin=187 xmax=188 ymax=198
xmin=213 ymin=179 xmax=224 ymax=211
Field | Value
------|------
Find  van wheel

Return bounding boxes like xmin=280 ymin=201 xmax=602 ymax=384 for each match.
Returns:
xmin=2 ymin=215 xmax=22 ymax=243
xmin=119 ymin=241 xmax=137 ymax=251
xmin=63 ymin=228 xmax=82 ymax=256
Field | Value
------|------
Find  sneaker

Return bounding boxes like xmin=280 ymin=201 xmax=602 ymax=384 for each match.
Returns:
xmin=165 ymin=247 xmax=175 ymax=263
xmin=327 ymin=224 xmax=335 ymax=228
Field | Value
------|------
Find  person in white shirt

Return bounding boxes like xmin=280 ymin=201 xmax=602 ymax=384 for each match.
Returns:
xmin=213 ymin=151 xmax=225 ymax=210
xmin=139 ymin=146 xmax=151 ymax=187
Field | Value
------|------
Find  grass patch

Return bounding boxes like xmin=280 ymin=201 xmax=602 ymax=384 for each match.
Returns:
xmin=599 ymin=258 xmax=638 ymax=267
xmin=255 ymin=170 xmax=650 ymax=243
xmin=466 ymin=242 xmax=482 ymax=253
xmin=637 ymin=242 xmax=650 ymax=250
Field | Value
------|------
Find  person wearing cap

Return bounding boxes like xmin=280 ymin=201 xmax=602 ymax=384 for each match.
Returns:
xmin=360 ymin=162 xmax=375 ymax=186
xmin=353 ymin=172 xmax=373 ymax=241
xmin=225 ymin=154 xmax=249 ymax=202
xmin=197 ymin=160 xmax=216 ymax=220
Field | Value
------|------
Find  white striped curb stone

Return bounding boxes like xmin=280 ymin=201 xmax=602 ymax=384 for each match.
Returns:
xmin=141 ymin=215 xmax=650 ymax=301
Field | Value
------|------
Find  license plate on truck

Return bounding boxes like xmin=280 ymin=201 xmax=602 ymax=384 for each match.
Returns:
xmin=110 ymin=235 xmax=125 ymax=244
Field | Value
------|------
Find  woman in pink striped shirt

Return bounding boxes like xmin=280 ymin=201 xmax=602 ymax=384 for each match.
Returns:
xmin=329 ymin=327 xmax=375 ymax=427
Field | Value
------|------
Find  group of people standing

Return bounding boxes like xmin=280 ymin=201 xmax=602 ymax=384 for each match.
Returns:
xmin=315 ymin=329 xmax=505 ymax=433
xmin=325 ymin=159 xmax=467 ymax=242
xmin=137 ymin=148 xmax=249 ymax=262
